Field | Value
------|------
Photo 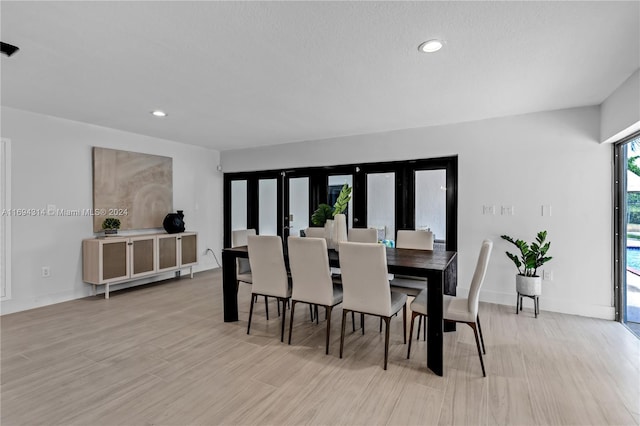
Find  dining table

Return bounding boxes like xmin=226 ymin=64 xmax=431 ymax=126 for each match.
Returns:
xmin=221 ymin=244 xmax=457 ymax=376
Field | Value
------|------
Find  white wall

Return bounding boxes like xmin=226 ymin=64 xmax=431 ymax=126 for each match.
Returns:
xmin=1 ymin=107 xmax=223 ymax=315
xmin=601 ymin=69 xmax=640 ymax=143
xmin=223 ymin=106 xmax=614 ymax=319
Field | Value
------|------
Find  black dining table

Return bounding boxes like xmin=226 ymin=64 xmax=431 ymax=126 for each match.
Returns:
xmin=221 ymin=245 xmax=457 ymax=376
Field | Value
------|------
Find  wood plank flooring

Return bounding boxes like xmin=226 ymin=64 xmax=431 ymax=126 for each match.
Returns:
xmin=1 ymin=269 xmax=638 ymax=425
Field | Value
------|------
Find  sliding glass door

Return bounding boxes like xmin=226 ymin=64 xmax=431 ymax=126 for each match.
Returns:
xmin=616 ymin=134 xmax=640 ymax=336
xmin=224 ymin=156 xmax=457 ymax=251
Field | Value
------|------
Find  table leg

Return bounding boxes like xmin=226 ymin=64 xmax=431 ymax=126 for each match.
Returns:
xmin=426 ymin=270 xmax=444 ymax=376
xmin=222 ymin=250 xmax=239 ymax=322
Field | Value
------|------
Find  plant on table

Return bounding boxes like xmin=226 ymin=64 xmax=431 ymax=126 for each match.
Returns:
xmin=311 ymin=184 xmax=352 ymax=226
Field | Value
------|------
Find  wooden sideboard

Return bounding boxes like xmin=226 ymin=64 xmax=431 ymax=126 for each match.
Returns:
xmin=83 ymin=232 xmax=197 ymax=298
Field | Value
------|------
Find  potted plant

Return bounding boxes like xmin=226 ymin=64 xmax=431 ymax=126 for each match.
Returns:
xmin=102 ymin=217 xmax=121 ymax=235
xmin=500 ymin=231 xmax=552 ymax=296
xmin=311 ymin=184 xmax=352 ymax=249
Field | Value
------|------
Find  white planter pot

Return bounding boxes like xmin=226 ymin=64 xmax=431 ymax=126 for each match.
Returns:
xmin=333 ymin=214 xmax=348 ymax=251
xmin=324 ymin=219 xmax=335 ymax=250
xmin=516 ymin=275 xmax=542 ymax=296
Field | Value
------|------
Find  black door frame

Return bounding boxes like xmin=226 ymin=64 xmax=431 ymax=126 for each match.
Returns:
xmin=224 ymin=156 xmax=458 ymax=251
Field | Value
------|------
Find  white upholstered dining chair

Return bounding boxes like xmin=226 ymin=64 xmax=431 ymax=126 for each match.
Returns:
xmin=246 ymin=235 xmax=292 ymax=342
xmin=388 ymin=229 xmax=434 ymax=338
xmin=338 ymin=242 xmax=407 ymax=370
xmin=347 ymin=228 xmax=378 ymax=243
xmin=303 ymin=227 xmax=326 ymax=238
xmin=232 ymin=229 xmax=272 ymax=318
xmin=287 ymin=237 xmax=343 ymax=354
xmin=407 ymin=239 xmax=493 ymax=377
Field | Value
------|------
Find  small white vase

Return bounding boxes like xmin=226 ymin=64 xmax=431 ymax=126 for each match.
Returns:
xmin=324 ymin=219 xmax=335 ymax=250
xmin=333 ymin=214 xmax=348 ymax=251
xmin=516 ymin=275 xmax=542 ymax=296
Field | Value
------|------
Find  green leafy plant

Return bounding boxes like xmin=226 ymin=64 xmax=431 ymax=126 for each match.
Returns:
xmin=332 ymin=184 xmax=352 ymax=216
xmin=310 ymin=184 xmax=352 ymax=226
xmin=311 ymin=204 xmax=334 ymax=226
xmin=500 ymin=231 xmax=552 ymax=277
xmin=101 ymin=217 xmax=121 ymax=230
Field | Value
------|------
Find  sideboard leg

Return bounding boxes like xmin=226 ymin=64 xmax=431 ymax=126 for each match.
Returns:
xmin=105 ymin=284 xmax=110 ymax=299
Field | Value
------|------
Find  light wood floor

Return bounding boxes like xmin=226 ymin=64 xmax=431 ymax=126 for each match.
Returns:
xmin=1 ymin=269 xmax=639 ymax=425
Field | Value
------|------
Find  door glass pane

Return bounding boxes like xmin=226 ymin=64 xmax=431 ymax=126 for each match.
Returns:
xmin=625 ymin=138 xmax=640 ymax=334
xmin=259 ymin=178 xmax=277 ymax=235
xmin=367 ymin=172 xmax=395 ymax=244
xmin=328 ymin=175 xmax=353 ymax=229
xmin=231 ymin=180 xmax=247 ymax=231
xmin=415 ymin=169 xmax=447 ymax=250
xmin=289 ymin=177 xmax=309 ymax=237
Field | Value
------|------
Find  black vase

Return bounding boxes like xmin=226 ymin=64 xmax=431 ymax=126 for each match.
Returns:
xmin=163 ymin=210 xmax=185 ymax=234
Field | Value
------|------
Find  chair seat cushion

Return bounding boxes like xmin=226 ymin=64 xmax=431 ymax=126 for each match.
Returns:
xmin=390 ymin=276 xmax=428 ymax=296
xmin=410 ymin=289 xmax=428 ymax=315
xmin=237 ymin=272 xmax=252 ymax=284
xmin=389 ymin=291 xmax=408 ymax=316
xmin=410 ymin=290 xmax=474 ymax=323
xmin=444 ymin=297 xmax=474 ymax=322
xmin=330 ymin=284 xmax=344 ymax=306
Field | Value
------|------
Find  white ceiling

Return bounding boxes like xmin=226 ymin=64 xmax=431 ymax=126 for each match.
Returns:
xmin=1 ymin=1 xmax=638 ymax=151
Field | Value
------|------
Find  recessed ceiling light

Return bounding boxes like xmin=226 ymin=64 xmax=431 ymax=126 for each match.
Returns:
xmin=418 ymin=39 xmax=443 ymax=53
xmin=151 ymin=110 xmax=167 ymax=117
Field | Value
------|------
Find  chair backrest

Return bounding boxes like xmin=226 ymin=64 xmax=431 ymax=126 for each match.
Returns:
xmin=232 ymin=229 xmax=256 ymax=274
xmin=288 ymin=237 xmax=334 ymax=306
xmin=348 ymin=228 xmax=378 ymax=243
xmin=396 ymin=230 xmax=434 ymax=250
xmin=247 ymin=235 xmax=289 ymax=297
xmin=467 ymin=239 xmax=493 ymax=317
xmin=338 ymin=242 xmax=393 ymax=317
xmin=304 ymin=227 xmax=326 ymax=238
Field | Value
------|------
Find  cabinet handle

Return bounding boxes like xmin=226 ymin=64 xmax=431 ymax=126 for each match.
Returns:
xmin=127 ymin=242 xmax=133 ymax=246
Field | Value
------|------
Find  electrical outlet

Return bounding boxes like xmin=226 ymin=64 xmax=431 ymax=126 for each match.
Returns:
xmin=501 ymin=205 xmax=514 ymax=216
xmin=482 ymin=205 xmax=495 ymax=215
xmin=42 ymin=266 xmax=51 ymax=278
xmin=543 ymin=270 xmax=553 ymax=281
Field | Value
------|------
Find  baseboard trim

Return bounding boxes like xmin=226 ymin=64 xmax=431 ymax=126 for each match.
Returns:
xmin=460 ymin=287 xmax=616 ymax=320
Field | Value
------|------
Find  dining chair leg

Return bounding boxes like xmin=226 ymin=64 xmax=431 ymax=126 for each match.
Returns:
xmin=280 ymin=298 xmax=287 ymax=342
xmin=247 ymin=293 xmax=256 ymax=334
xmin=340 ymin=309 xmax=348 ymax=359
xmin=315 ymin=305 xmax=319 ymax=325
xmin=402 ymin=303 xmax=407 ymax=344
xmin=362 ymin=313 xmax=365 ymax=335
xmin=383 ymin=316 xmax=391 ymax=370
xmin=309 ymin=304 xmax=314 ymax=322
xmin=266 ymin=296 xmax=270 ymax=320
xmin=469 ymin=322 xmax=486 ymax=377
xmin=288 ymin=300 xmax=297 ymax=345
xmin=416 ymin=315 xmax=422 ymax=340
xmin=477 ymin=314 xmax=486 ymax=354
xmin=379 ymin=317 xmax=383 ymax=333
xmin=325 ymin=306 xmax=333 ymax=355
xmin=351 ymin=312 xmax=355 ymax=332
xmin=423 ymin=316 xmax=426 ymax=341
xmin=407 ymin=311 xmax=418 ymax=359
xmin=516 ymin=293 xmax=519 ymax=314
